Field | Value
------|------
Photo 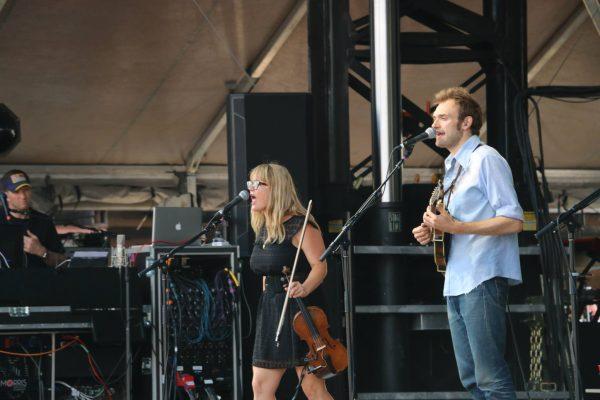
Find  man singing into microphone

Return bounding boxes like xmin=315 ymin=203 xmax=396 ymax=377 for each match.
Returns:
xmin=1 ymin=169 xmax=66 ymax=268
xmin=412 ymin=87 xmax=523 ymax=399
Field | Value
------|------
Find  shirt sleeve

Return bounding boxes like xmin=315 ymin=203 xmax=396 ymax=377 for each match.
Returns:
xmin=478 ymin=153 xmax=524 ymax=221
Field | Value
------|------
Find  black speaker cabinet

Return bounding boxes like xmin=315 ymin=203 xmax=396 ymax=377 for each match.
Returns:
xmin=226 ymin=93 xmax=314 ymax=257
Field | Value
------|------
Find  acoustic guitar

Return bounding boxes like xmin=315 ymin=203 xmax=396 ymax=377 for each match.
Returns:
xmin=429 ymin=180 xmax=450 ymax=274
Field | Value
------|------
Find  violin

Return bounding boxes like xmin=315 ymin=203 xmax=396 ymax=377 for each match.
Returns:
xmin=273 ymin=199 xmax=347 ymax=379
xmin=282 ymin=266 xmax=348 ymax=379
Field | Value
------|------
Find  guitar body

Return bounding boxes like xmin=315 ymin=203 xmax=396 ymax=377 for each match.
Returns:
xmin=432 ymin=227 xmax=450 ymax=273
xmin=429 ymin=181 xmax=451 ymax=274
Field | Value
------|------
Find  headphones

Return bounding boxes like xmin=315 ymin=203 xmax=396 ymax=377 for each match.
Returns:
xmin=0 ymin=192 xmax=32 ymax=220
xmin=9 ymin=208 xmax=32 ymax=215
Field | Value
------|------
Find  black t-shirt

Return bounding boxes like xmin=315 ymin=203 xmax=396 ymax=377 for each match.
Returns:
xmin=1 ymin=209 xmax=64 ymax=269
xmin=249 ymin=216 xmax=320 ymax=278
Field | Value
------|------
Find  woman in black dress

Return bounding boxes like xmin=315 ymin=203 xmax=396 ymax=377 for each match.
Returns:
xmin=248 ymin=163 xmax=333 ymax=400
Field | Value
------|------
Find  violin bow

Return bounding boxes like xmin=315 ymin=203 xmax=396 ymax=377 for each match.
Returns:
xmin=274 ymin=200 xmax=313 ymax=346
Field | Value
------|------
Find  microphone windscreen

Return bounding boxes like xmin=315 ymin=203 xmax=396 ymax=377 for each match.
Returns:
xmin=425 ymin=127 xmax=436 ymax=139
xmin=238 ymin=190 xmax=250 ymax=201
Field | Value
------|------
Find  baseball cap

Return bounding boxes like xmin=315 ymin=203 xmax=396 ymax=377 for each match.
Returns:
xmin=1 ymin=170 xmax=31 ymax=192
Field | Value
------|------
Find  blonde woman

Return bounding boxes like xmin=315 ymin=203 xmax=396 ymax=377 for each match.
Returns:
xmin=248 ymin=163 xmax=332 ymax=400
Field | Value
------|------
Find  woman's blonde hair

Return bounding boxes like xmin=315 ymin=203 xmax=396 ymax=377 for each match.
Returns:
xmin=249 ymin=163 xmax=318 ymax=244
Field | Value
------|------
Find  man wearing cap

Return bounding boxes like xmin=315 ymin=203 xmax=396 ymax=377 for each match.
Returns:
xmin=1 ymin=169 xmax=66 ymax=268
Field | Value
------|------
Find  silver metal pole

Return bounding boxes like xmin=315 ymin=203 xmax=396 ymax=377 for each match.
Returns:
xmin=118 ymin=234 xmax=132 ymax=400
xmin=568 ymin=231 xmax=582 ymax=399
xmin=51 ymin=333 xmax=56 ymax=400
xmin=148 ymin=257 xmax=159 ymax=400
xmin=186 ymin=174 xmax=198 ymax=207
xmin=370 ymin=0 xmax=401 ymax=202
xmin=231 ymin=252 xmax=242 ymax=400
xmin=342 ymin=227 xmax=357 ymax=400
xmin=160 ymin=265 xmax=169 ymax=400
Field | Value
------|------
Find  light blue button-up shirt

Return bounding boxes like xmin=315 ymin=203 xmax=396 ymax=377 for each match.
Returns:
xmin=442 ymin=135 xmax=523 ymax=297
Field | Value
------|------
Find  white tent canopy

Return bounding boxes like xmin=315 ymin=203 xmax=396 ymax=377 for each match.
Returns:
xmin=0 ymin=0 xmax=598 ymax=213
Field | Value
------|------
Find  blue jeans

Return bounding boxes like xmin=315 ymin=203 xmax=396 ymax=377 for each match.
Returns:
xmin=447 ymin=277 xmax=517 ymax=400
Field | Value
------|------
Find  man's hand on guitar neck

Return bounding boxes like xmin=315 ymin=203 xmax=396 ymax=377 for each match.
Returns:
xmin=412 ymin=223 xmax=432 ymax=245
xmin=413 ymin=203 xmax=459 ymax=245
xmin=423 ymin=204 xmax=458 ymax=235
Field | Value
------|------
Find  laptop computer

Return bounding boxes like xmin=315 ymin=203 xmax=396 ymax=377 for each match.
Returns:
xmin=151 ymin=207 xmax=203 ymax=245
xmin=0 ymin=224 xmax=25 ymax=268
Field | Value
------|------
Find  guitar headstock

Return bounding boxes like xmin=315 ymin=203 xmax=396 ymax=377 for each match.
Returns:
xmin=428 ymin=180 xmax=444 ymax=208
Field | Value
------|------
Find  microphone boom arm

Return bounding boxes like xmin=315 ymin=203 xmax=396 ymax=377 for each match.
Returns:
xmin=536 ymin=188 xmax=600 ymax=239
xmin=320 ymin=148 xmax=411 ymax=261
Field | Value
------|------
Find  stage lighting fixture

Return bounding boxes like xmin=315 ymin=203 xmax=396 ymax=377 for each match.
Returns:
xmin=0 ymin=104 xmax=20 ymax=156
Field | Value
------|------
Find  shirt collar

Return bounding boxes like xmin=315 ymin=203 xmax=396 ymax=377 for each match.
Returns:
xmin=444 ymin=135 xmax=481 ymax=170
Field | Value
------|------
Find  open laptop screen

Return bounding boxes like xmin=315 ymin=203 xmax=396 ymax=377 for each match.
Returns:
xmin=151 ymin=207 xmax=203 ymax=245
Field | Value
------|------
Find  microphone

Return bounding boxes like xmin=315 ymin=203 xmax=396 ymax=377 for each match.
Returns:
xmin=398 ymin=127 xmax=436 ymax=149
xmin=217 ymin=190 xmax=250 ymax=216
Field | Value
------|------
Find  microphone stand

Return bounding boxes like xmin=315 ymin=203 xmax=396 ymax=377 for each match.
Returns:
xmin=137 ymin=211 xmax=224 ymax=278
xmin=319 ymin=145 xmax=414 ymax=400
xmin=535 ymin=188 xmax=600 ymax=240
xmin=0 ymin=193 xmax=11 ymax=221
xmin=113 ymin=234 xmax=133 ymax=400
xmin=536 ymin=187 xmax=600 ymax=400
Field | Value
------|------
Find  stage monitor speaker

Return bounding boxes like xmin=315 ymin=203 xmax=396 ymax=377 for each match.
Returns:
xmin=0 ymin=104 xmax=20 ymax=156
xmin=227 ymin=93 xmax=313 ymax=257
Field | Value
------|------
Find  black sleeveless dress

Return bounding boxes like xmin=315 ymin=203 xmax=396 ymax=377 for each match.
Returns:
xmin=250 ymin=216 xmax=317 ymax=369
